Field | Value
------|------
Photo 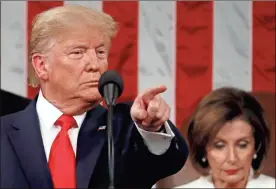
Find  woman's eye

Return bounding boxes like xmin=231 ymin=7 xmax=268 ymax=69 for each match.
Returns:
xmin=238 ymin=142 xmax=248 ymax=149
xmin=214 ymin=142 xmax=225 ymax=149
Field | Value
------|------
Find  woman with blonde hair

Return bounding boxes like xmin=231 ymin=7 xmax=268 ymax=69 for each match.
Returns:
xmin=176 ymin=87 xmax=275 ymax=188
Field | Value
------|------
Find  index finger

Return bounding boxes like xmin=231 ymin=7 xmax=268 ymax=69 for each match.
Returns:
xmin=141 ymin=85 xmax=167 ymax=104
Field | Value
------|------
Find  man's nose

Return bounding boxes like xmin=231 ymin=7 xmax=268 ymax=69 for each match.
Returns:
xmin=85 ymin=50 xmax=100 ymax=71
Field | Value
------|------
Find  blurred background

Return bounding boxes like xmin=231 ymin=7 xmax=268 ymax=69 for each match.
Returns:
xmin=1 ymin=1 xmax=275 ymax=188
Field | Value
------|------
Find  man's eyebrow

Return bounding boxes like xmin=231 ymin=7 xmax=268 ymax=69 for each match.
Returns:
xmin=95 ymin=43 xmax=105 ymax=49
xmin=66 ymin=44 xmax=89 ymax=49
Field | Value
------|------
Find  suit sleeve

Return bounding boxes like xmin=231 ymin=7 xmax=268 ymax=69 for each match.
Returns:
xmin=119 ymin=119 xmax=189 ymax=188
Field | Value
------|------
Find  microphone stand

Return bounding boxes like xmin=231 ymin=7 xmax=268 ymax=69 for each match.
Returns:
xmin=107 ymin=104 xmax=115 ymax=189
xmin=103 ymin=83 xmax=119 ymax=189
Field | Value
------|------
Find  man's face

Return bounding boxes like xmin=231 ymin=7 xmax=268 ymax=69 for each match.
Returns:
xmin=43 ymin=28 xmax=109 ymax=103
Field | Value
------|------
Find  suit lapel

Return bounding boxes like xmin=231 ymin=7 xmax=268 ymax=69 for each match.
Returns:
xmin=76 ymin=105 xmax=107 ymax=188
xmin=8 ymin=100 xmax=53 ymax=188
xmin=8 ymin=99 xmax=108 ymax=188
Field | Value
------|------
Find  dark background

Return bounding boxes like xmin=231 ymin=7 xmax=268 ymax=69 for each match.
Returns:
xmin=0 ymin=89 xmax=30 ymax=116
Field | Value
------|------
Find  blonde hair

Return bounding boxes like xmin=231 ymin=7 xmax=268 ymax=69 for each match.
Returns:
xmin=28 ymin=5 xmax=118 ymax=87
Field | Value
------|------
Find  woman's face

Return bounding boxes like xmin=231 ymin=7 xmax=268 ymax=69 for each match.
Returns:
xmin=206 ymin=118 xmax=255 ymax=185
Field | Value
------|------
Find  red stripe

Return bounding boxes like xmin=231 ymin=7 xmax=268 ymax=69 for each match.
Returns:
xmin=27 ymin=1 xmax=64 ymax=99
xmin=176 ymin=2 xmax=213 ymax=128
xmin=252 ymin=1 xmax=275 ymax=93
xmin=103 ymin=1 xmax=138 ymax=102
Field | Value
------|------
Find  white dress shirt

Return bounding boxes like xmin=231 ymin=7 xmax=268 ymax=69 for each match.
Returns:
xmin=175 ymin=168 xmax=276 ymax=188
xmin=36 ymin=91 xmax=175 ymax=161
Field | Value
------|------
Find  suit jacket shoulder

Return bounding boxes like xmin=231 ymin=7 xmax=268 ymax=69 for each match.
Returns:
xmin=0 ymin=110 xmax=23 ymax=134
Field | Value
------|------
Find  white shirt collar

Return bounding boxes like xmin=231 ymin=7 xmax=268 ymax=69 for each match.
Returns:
xmin=36 ymin=90 xmax=86 ymax=130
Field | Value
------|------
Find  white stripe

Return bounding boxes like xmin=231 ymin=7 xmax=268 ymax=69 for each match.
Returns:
xmin=1 ymin=1 xmax=27 ymax=97
xmin=213 ymin=1 xmax=252 ymax=91
xmin=64 ymin=0 xmax=102 ymax=11
xmin=138 ymin=1 xmax=176 ymax=123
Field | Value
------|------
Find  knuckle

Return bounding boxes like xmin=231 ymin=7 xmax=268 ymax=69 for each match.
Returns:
xmin=149 ymin=102 xmax=159 ymax=113
xmin=155 ymin=111 xmax=163 ymax=119
xmin=155 ymin=95 xmax=162 ymax=103
xmin=152 ymin=100 xmax=160 ymax=107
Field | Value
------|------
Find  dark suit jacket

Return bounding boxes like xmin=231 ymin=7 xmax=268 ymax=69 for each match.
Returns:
xmin=1 ymin=98 xmax=189 ymax=188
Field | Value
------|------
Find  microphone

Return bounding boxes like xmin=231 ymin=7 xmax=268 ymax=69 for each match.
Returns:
xmin=98 ymin=70 xmax=124 ymax=189
xmin=98 ymin=70 xmax=124 ymax=106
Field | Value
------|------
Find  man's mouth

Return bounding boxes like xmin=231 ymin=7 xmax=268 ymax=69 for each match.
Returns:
xmin=83 ymin=81 xmax=98 ymax=86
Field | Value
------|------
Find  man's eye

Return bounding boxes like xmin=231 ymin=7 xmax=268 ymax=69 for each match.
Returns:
xmin=96 ymin=49 xmax=107 ymax=59
xmin=68 ymin=51 xmax=84 ymax=59
xmin=72 ymin=51 xmax=83 ymax=54
xmin=98 ymin=50 xmax=105 ymax=54
xmin=97 ymin=49 xmax=107 ymax=56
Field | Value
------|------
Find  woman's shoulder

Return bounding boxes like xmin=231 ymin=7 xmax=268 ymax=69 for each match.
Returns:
xmin=247 ymin=174 xmax=275 ymax=188
xmin=174 ymin=177 xmax=214 ymax=188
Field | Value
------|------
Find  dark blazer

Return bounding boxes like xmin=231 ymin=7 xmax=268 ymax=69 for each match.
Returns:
xmin=1 ymin=98 xmax=189 ymax=188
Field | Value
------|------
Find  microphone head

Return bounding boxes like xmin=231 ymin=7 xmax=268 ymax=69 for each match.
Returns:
xmin=98 ymin=70 xmax=124 ymax=98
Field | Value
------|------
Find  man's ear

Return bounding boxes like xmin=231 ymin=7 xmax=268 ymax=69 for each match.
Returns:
xmin=31 ymin=53 xmax=49 ymax=81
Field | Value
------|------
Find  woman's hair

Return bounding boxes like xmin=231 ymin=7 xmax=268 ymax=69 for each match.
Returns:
xmin=28 ymin=5 xmax=118 ymax=87
xmin=187 ymin=87 xmax=271 ymax=176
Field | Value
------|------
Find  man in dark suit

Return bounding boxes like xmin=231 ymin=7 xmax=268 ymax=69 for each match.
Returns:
xmin=1 ymin=5 xmax=189 ymax=188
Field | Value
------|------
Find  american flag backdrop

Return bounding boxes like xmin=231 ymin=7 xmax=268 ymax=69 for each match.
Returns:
xmin=1 ymin=1 xmax=275 ymax=186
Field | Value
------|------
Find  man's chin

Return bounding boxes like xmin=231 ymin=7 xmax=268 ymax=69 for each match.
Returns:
xmin=82 ymin=93 xmax=103 ymax=104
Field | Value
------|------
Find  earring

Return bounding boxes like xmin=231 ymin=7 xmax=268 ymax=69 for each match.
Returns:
xmin=202 ymin=157 xmax=206 ymax=162
xmin=253 ymin=153 xmax=257 ymax=159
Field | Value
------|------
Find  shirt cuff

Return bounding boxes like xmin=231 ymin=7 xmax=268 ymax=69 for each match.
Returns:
xmin=134 ymin=121 xmax=175 ymax=155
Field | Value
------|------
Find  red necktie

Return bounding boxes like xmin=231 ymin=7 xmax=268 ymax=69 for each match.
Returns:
xmin=48 ymin=114 xmax=77 ymax=188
